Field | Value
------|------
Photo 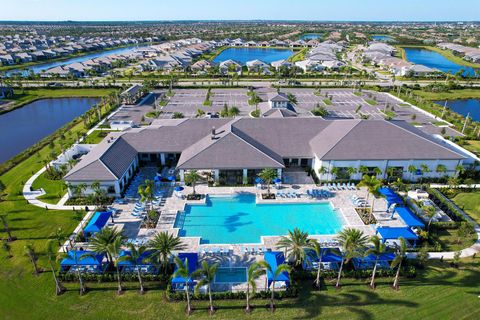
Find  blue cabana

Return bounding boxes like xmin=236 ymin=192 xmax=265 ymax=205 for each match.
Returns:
xmin=168 ymin=175 xmax=176 ymax=181
xmin=273 ymin=178 xmax=282 ymax=183
xmin=172 ymin=253 xmax=198 ymax=289
xmin=376 ymin=227 xmax=418 ymax=246
xmin=353 ymin=252 xmax=396 ymax=270
xmin=379 ymin=187 xmax=404 ymax=207
xmin=174 ymin=186 xmax=184 ymax=192
xmin=117 ymin=250 xmax=157 ymax=273
xmin=303 ymin=248 xmax=342 ymax=271
xmin=395 ymin=207 xmax=425 ymax=228
xmin=60 ymin=250 xmax=105 ymax=272
xmin=84 ymin=211 xmax=112 ymax=239
xmin=264 ymin=251 xmax=290 ymax=287
xmin=255 ymin=177 xmax=263 ymax=184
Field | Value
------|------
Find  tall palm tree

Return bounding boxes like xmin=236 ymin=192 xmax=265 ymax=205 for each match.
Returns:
xmin=192 ymin=261 xmax=218 ymax=315
xmin=307 ymin=240 xmax=329 ymax=289
xmin=24 ymin=243 xmax=40 ymax=275
xmin=173 ymin=256 xmax=193 ymax=315
xmin=245 ymin=262 xmax=262 ymax=313
xmin=0 ymin=214 xmax=15 ymax=242
xmin=407 ymin=165 xmax=417 ymax=180
xmin=420 ymin=164 xmax=430 ymax=177
xmin=117 ymin=243 xmax=149 ymax=294
xmin=335 ymin=228 xmax=368 ymax=288
xmin=391 ymin=237 xmax=407 ymax=290
xmin=138 ymin=179 xmax=155 ymax=211
xmin=58 ymin=249 xmax=91 ymax=295
xmin=346 ymin=167 xmax=357 ymax=179
xmin=46 ymin=240 xmax=65 ymax=295
xmin=276 ymin=228 xmax=312 ymax=268
xmin=358 ymin=175 xmax=382 ymax=221
xmin=422 ymin=205 xmax=437 ymax=231
xmin=148 ymin=231 xmax=185 ymax=275
xmin=258 ymin=260 xmax=291 ymax=312
xmin=359 ymin=165 xmax=369 ymax=177
xmin=365 ymin=235 xmax=387 ymax=289
xmin=184 ymin=170 xmax=200 ymax=195
xmin=318 ymin=166 xmax=328 ymax=180
xmin=109 ymin=237 xmax=124 ymax=294
xmin=89 ymin=227 xmax=125 ymax=265
xmin=258 ymin=168 xmax=277 ymax=196
xmin=436 ymin=164 xmax=447 ymax=176
xmin=455 ymin=164 xmax=464 ymax=177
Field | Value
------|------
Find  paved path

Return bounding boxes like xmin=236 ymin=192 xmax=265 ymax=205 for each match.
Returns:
xmin=23 ymin=166 xmax=84 ymax=211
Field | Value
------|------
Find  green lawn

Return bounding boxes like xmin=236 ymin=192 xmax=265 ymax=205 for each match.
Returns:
xmin=413 ymin=89 xmax=480 ymax=101
xmin=451 ymin=192 xmax=480 ymax=225
xmin=83 ymin=130 xmax=112 ymax=144
xmin=30 ymin=171 xmax=67 ymax=205
xmin=463 ymin=140 xmax=480 ymax=156
xmin=365 ymin=99 xmax=378 ymax=106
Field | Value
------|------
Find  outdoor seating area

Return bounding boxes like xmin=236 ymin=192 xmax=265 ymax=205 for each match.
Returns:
xmin=306 ymin=189 xmax=333 ymax=199
xmin=171 ymin=253 xmax=198 ymax=291
xmin=117 ymin=249 xmax=157 ymax=274
xmin=264 ymin=251 xmax=290 ymax=289
xmin=83 ymin=211 xmax=112 ymax=240
xmin=60 ymin=250 xmax=106 ymax=274
xmin=352 ymin=252 xmax=396 ymax=270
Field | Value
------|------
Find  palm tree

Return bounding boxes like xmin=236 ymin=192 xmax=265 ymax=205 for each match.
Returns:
xmin=391 ymin=237 xmax=407 ymax=290
xmin=335 ymin=228 xmax=368 ymax=288
xmin=184 ymin=170 xmax=200 ymax=195
xmin=318 ymin=166 xmax=328 ymax=180
xmin=0 ymin=214 xmax=15 ymax=242
xmin=258 ymin=168 xmax=277 ymax=196
xmin=436 ymin=164 xmax=447 ymax=176
xmin=89 ymin=227 xmax=125 ymax=265
xmin=359 ymin=165 xmax=369 ymax=177
xmin=192 ymin=261 xmax=218 ymax=315
xmin=276 ymin=228 xmax=312 ymax=268
xmin=258 ymin=260 xmax=291 ymax=311
xmin=366 ymin=235 xmax=387 ymax=289
xmin=109 ymin=237 xmax=124 ymax=294
xmin=46 ymin=240 xmax=65 ymax=295
xmin=138 ymin=179 xmax=155 ymax=210
xmin=307 ymin=240 xmax=329 ymax=289
xmin=422 ymin=205 xmax=436 ymax=231
xmin=346 ymin=167 xmax=357 ymax=179
xmin=245 ymin=262 xmax=262 ymax=313
xmin=148 ymin=231 xmax=185 ymax=275
xmin=407 ymin=165 xmax=417 ymax=180
xmin=455 ymin=164 xmax=464 ymax=177
xmin=173 ymin=256 xmax=194 ymax=315
xmin=24 ymin=243 xmax=41 ymax=275
xmin=420 ymin=164 xmax=430 ymax=177
xmin=117 ymin=243 xmax=150 ymax=294
xmin=58 ymin=249 xmax=90 ymax=295
xmin=330 ymin=166 xmax=340 ymax=179
xmin=358 ymin=175 xmax=382 ymax=221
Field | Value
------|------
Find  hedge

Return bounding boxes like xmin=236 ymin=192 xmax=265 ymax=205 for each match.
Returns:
xmin=427 ymin=188 xmax=466 ymax=222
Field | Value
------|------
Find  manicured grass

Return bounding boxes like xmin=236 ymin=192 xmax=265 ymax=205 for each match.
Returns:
xmin=463 ymin=140 xmax=480 ymax=156
xmin=0 ymin=88 xmax=115 ymax=114
xmin=30 ymin=171 xmax=66 ymax=205
xmin=451 ymin=192 xmax=480 ymax=225
xmin=413 ymin=89 xmax=480 ymax=101
xmin=83 ymin=130 xmax=112 ymax=144
xmin=365 ymin=99 xmax=378 ymax=106
xmin=289 ymin=47 xmax=308 ymax=63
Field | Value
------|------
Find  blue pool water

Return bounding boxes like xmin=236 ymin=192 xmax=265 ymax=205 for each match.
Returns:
xmin=175 ymin=194 xmax=343 ymax=244
xmin=300 ymin=33 xmax=323 ymax=40
xmin=215 ymin=268 xmax=247 ymax=283
xmin=404 ymin=47 xmax=478 ymax=77
xmin=434 ymin=99 xmax=480 ymax=121
xmin=213 ymin=48 xmax=293 ymax=65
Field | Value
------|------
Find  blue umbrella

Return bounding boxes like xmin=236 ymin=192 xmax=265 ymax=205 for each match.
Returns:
xmin=255 ymin=177 xmax=263 ymax=184
xmin=168 ymin=175 xmax=176 ymax=181
xmin=174 ymin=186 xmax=184 ymax=192
xmin=154 ymin=176 xmax=160 ymax=182
xmin=273 ymin=178 xmax=282 ymax=183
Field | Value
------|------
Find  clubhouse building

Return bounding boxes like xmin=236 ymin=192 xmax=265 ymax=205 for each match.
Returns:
xmin=64 ymin=118 xmax=466 ymax=196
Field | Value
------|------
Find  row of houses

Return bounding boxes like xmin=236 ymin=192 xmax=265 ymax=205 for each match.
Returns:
xmin=362 ymin=42 xmax=440 ymax=77
xmin=294 ymin=40 xmax=347 ymax=72
xmin=0 ymin=34 xmax=147 ymax=66
xmin=437 ymin=42 xmax=480 ymax=64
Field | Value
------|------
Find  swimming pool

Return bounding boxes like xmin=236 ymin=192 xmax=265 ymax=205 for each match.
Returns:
xmin=215 ymin=267 xmax=247 ymax=283
xmin=174 ymin=193 xmax=343 ymax=244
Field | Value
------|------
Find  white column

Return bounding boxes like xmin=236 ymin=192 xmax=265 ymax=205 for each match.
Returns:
xmin=160 ymin=153 xmax=166 ymax=165
xmin=179 ymin=169 xmax=185 ymax=182
xmin=214 ymin=169 xmax=220 ymax=182
xmin=242 ymin=169 xmax=248 ymax=184
xmin=277 ymin=168 xmax=282 ymax=179
xmin=114 ymin=182 xmax=121 ymax=196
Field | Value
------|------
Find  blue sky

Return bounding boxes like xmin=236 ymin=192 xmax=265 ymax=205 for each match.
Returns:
xmin=0 ymin=0 xmax=479 ymax=21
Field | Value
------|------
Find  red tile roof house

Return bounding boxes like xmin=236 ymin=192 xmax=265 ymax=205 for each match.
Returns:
xmin=64 ymin=118 xmax=467 ymax=197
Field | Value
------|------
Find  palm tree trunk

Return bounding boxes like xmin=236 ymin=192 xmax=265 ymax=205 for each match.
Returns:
xmin=370 ymin=197 xmax=376 ymax=223
xmin=137 ymin=268 xmax=144 ymax=293
xmin=29 ymin=254 xmax=40 ymax=275
xmin=393 ymin=260 xmax=402 ymax=289
xmin=185 ymin=284 xmax=191 ymax=314
xmin=270 ymin=281 xmax=275 ymax=311
xmin=116 ymin=268 xmax=123 ymax=293
xmin=315 ymin=255 xmax=323 ymax=288
xmin=208 ymin=285 xmax=214 ymax=312
xmin=77 ymin=269 xmax=85 ymax=295
xmin=246 ymin=283 xmax=250 ymax=311
xmin=49 ymin=261 xmax=63 ymax=295
xmin=336 ymin=258 xmax=344 ymax=288
xmin=370 ymin=259 xmax=378 ymax=288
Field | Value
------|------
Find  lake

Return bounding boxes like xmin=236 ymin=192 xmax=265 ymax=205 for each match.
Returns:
xmin=0 ymin=98 xmax=100 ymax=163
xmin=404 ymin=47 xmax=478 ymax=77
xmin=300 ymin=33 xmax=323 ymax=40
xmin=212 ymin=47 xmax=293 ymax=65
xmin=434 ymin=99 xmax=480 ymax=121
xmin=372 ymin=35 xmax=394 ymax=42
xmin=6 ymin=46 xmax=140 ymax=76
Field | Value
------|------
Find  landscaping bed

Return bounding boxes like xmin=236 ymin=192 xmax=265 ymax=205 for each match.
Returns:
xmin=355 ymin=207 xmax=377 ymax=224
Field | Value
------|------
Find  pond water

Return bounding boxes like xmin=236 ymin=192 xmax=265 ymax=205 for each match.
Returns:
xmin=212 ymin=47 xmax=293 ymax=65
xmin=404 ymin=47 xmax=478 ymax=77
xmin=0 ymin=98 xmax=100 ymax=163
xmin=300 ymin=33 xmax=323 ymax=40
xmin=434 ymin=99 xmax=480 ymax=121
xmin=372 ymin=35 xmax=394 ymax=42
xmin=6 ymin=46 xmax=140 ymax=76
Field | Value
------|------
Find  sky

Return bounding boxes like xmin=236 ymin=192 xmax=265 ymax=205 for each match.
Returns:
xmin=0 ymin=0 xmax=479 ymax=22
